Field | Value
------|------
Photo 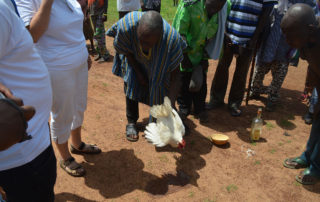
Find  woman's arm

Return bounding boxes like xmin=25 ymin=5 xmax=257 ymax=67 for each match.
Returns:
xmin=26 ymin=0 xmax=54 ymax=43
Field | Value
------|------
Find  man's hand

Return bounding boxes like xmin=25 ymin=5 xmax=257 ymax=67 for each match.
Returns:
xmin=136 ymin=70 xmax=148 ymax=87
xmin=140 ymin=0 xmax=145 ymax=9
xmin=0 ymin=83 xmax=35 ymax=151
xmin=126 ymin=54 xmax=149 ymax=87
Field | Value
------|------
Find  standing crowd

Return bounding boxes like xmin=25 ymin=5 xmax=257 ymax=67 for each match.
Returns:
xmin=1 ymin=0 xmax=320 ymax=201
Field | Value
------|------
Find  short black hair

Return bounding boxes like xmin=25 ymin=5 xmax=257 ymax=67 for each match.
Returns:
xmin=282 ymin=3 xmax=317 ymax=28
xmin=138 ymin=11 xmax=163 ymax=36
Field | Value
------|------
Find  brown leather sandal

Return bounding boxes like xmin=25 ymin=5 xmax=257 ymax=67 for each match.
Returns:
xmin=60 ymin=157 xmax=85 ymax=177
xmin=70 ymin=142 xmax=101 ymax=154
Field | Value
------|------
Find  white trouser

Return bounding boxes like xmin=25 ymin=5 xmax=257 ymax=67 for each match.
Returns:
xmin=49 ymin=62 xmax=88 ymax=144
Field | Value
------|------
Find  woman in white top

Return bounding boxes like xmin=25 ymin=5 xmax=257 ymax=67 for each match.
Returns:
xmin=117 ymin=0 xmax=140 ymax=18
xmin=16 ymin=0 xmax=101 ymax=177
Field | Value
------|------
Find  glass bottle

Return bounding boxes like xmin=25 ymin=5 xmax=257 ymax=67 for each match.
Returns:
xmin=250 ymin=108 xmax=263 ymax=141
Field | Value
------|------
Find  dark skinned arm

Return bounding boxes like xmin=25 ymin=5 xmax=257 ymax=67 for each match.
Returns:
xmin=247 ymin=6 xmax=273 ymax=49
xmin=0 ymin=83 xmax=35 ymax=151
xmin=126 ymin=53 xmax=148 ymax=86
xmin=140 ymin=0 xmax=145 ymax=9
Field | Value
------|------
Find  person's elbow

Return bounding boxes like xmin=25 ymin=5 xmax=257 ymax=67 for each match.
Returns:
xmin=25 ymin=25 xmax=41 ymax=43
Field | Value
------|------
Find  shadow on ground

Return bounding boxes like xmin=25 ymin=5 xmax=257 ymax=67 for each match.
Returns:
xmin=55 ymin=192 xmax=96 ymax=202
xmin=199 ymin=88 xmax=307 ymax=143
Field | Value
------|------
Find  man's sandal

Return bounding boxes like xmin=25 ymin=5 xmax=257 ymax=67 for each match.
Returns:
xmin=60 ymin=157 xmax=86 ymax=177
xmin=126 ymin=123 xmax=139 ymax=142
xmin=70 ymin=142 xmax=101 ymax=154
xmin=283 ymin=157 xmax=308 ymax=169
xmin=295 ymin=168 xmax=320 ymax=185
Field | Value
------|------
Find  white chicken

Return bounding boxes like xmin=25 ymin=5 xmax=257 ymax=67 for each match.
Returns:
xmin=144 ymin=97 xmax=186 ymax=148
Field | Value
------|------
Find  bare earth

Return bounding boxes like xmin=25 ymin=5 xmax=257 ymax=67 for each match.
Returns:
xmin=54 ymin=38 xmax=320 ymax=202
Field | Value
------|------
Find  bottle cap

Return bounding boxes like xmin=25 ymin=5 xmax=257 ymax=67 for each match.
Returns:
xmin=257 ymin=108 xmax=262 ymax=114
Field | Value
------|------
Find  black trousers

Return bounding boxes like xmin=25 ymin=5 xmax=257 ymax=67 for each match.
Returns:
xmin=209 ymin=35 xmax=253 ymax=108
xmin=126 ymin=96 xmax=139 ymax=124
xmin=0 ymin=145 xmax=57 ymax=202
xmin=177 ymin=68 xmax=207 ymax=116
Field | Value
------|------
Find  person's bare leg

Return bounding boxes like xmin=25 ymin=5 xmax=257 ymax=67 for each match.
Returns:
xmin=70 ymin=126 xmax=101 ymax=153
xmin=70 ymin=126 xmax=82 ymax=149
xmin=55 ymin=141 xmax=72 ymax=160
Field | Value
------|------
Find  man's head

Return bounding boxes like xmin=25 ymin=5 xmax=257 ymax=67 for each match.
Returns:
xmin=206 ymin=0 xmax=227 ymax=17
xmin=137 ymin=11 xmax=163 ymax=51
xmin=281 ymin=3 xmax=319 ymax=48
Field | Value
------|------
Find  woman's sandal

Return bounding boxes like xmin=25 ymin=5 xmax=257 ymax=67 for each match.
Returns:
xmin=70 ymin=142 xmax=101 ymax=154
xmin=283 ymin=157 xmax=308 ymax=169
xmin=295 ymin=168 xmax=320 ymax=185
xmin=60 ymin=157 xmax=86 ymax=177
xmin=126 ymin=123 xmax=139 ymax=142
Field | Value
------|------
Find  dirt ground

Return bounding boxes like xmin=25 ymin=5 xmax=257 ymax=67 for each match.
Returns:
xmin=54 ymin=37 xmax=320 ymax=202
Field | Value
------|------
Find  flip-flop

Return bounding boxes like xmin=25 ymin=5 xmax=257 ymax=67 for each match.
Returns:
xmin=283 ymin=157 xmax=308 ymax=169
xmin=295 ymin=168 xmax=320 ymax=185
xmin=126 ymin=123 xmax=139 ymax=142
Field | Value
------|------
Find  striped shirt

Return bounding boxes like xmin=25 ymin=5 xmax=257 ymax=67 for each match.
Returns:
xmin=226 ymin=0 xmax=277 ymax=45
xmin=107 ymin=11 xmax=186 ymax=106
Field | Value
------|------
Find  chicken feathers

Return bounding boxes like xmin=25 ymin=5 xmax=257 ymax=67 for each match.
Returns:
xmin=145 ymin=97 xmax=185 ymax=148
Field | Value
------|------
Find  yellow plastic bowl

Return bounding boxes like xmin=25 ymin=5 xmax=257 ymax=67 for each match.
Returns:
xmin=211 ymin=134 xmax=229 ymax=145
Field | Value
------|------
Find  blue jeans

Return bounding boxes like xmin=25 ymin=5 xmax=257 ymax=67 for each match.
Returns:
xmin=300 ymin=116 xmax=320 ymax=176
xmin=309 ymin=88 xmax=318 ymax=114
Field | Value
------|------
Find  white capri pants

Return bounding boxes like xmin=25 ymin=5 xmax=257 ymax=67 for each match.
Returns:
xmin=49 ymin=62 xmax=88 ymax=144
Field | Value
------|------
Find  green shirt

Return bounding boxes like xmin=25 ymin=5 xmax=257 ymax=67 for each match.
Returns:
xmin=172 ymin=0 xmax=230 ymax=71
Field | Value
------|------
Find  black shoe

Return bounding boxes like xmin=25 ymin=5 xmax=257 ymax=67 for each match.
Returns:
xmin=94 ymin=54 xmax=101 ymax=61
xmin=205 ymin=101 xmax=224 ymax=110
xmin=228 ymin=105 xmax=242 ymax=117
xmin=178 ymin=111 xmax=188 ymax=121
xmin=199 ymin=111 xmax=208 ymax=124
xmin=194 ymin=111 xmax=208 ymax=123
xmin=304 ymin=112 xmax=313 ymax=125
xmin=102 ymin=52 xmax=110 ymax=61
xmin=249 ymin=93 xmax=261 ymax=100
xmin=266 ymin=100 xmax=276 ymax=112
xmin=183 ymin=122 xmax=190 ymax=136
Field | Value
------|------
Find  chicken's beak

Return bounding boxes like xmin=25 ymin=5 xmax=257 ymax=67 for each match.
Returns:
xmin=178 ymin=139 xmax=186 ymax=149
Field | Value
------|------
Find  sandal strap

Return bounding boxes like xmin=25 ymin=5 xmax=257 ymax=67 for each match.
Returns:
xmin=291 ymin=157 xmax=308 ymax=166
xmin=77 ymin=142 xmax=86 ymax=150
xmin=126 ymin=123 xmax=137 ymax=135
xmin=61 ymin=157 xmax=81 ymax=170
xmin=72 ymin=142 xmax=98 ymax=152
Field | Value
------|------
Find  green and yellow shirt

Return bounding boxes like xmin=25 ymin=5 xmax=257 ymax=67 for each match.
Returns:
xmin=173 ymin=0 xmax=230 ymax=71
